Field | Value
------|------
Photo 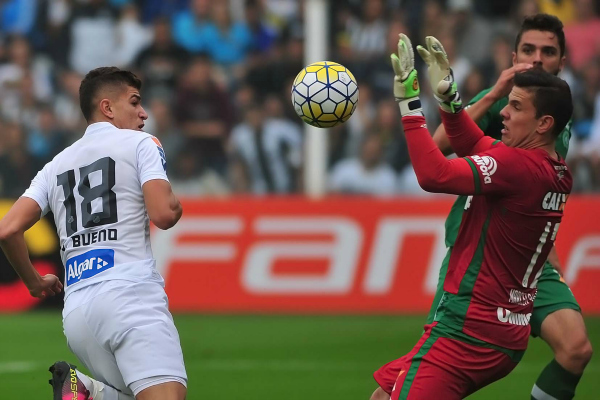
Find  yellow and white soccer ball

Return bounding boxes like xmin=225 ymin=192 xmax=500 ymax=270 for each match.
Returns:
xmin=291 ymin=61 xmax=359 ymax=128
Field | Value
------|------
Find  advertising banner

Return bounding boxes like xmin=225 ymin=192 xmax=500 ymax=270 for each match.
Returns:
xmin=151 ymin=197 xmax=600 ymax=314
xmin=1 ymin=197 xmax=599 ymax=314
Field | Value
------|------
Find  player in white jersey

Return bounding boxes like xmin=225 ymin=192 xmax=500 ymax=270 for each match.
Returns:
xmin=0 ymin=67 xmax=186 ymax=400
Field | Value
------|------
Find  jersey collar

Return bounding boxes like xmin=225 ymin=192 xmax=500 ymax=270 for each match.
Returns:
xmin=84 ymin=122 xmax=116 ymax=136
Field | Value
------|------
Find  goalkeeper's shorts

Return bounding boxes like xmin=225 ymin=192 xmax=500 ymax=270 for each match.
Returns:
xmin=373 ymin=323 xmax=517 ymax=399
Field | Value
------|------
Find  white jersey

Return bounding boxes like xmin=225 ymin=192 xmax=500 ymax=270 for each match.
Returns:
xmin=22 ymin=122 xmax=169 ymax=298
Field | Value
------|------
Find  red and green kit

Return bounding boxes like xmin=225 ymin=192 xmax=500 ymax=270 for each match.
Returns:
xmin=374 ymin=110 xmax=573 ymax=399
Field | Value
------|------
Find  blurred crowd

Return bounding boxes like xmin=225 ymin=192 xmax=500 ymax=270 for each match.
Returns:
xmin=0 ymin=0 xmax=599 ymax=198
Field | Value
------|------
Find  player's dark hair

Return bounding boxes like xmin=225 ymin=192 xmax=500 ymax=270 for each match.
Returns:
xmin=79 ymin=67 xmax=142 ymax=122
xmin=515 ymin=14 xmax=566 ymax=57
xmin=514 ymin=69 xmax=572 ymax=137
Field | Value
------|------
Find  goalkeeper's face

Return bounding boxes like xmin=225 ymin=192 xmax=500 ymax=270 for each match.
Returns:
xmin=499 ymin=87 xmax=553 ymax=148
xmin=513 ymin=30 xmax=565 ymax=76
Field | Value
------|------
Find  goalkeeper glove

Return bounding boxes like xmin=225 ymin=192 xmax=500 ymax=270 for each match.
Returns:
xmin=416 ymin=36 xmax=463 ymax=114
xmin=390 ymin=33 xmax=423 ymax=117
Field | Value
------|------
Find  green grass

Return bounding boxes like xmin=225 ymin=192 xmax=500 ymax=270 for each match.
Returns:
xmin=0 ymin=313 xmax=599 ymax=399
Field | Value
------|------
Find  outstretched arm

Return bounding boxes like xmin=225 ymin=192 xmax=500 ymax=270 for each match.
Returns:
xmin=390 ymin=34 xmax=482 ymax=195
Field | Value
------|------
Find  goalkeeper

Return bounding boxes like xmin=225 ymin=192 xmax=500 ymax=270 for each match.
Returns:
xmin=371 ymin=32 xmax=573 ymax=399
xmin=429 ymin=14 xmax=591 ymax=400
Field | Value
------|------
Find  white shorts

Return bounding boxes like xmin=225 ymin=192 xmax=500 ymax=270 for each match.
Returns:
xmin=63 ymin=280 xmax=187 ymax=395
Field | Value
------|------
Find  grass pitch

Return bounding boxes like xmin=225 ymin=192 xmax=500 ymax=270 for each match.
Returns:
xmin=1 ymin=313 xmax=599 ymax=399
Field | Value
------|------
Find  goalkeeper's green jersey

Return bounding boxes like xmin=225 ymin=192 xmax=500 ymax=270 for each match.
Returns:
xmin=443 ymin=87 xmax=573 ymax=247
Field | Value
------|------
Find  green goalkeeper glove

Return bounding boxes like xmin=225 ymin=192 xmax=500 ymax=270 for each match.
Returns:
xmin=416 ymin=36 xmax=463 ymax=114
xmin=390 ymin=33 xmax=423 ymax=117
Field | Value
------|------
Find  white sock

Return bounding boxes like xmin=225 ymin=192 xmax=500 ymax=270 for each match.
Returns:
xmin=75 ymin=370 xmax=134 ymax=400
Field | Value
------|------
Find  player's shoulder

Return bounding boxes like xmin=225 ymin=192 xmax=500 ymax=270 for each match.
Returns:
xmin=112 ymin=128 xmax=164 ymax=153
xmin=41 ymin=140 xmax=82 ymax=173
xmin=484 ymin=145 xmax=539 ymax=161
xmin=473 ymin=144 xmax=538 ymax=172
xmin=116 ymin=128 xmax=156 ymax=142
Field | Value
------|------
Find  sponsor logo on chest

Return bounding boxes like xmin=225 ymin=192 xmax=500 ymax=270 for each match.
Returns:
xmin=66 ymin=249 xmax=115 ymax=286
xmin=471 ymin=155 xmax=497 ymax=184
xmin=497 ymin=307 xmax=531 ymax=326
xmin=542 ymin=192 xmax=568 ymax=211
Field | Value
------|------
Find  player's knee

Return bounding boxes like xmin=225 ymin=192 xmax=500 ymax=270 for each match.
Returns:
xmin=557 ymin=334 xmax=593 ymax=370
xmin=569 ymin=337 xmax=593 ymax=367
xmin=369 ymin=387 xmax=390 ymax=400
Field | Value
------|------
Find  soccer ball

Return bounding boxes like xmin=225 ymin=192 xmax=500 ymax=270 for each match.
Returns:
xmin=291 ymin=61 xmax=359 ymax=128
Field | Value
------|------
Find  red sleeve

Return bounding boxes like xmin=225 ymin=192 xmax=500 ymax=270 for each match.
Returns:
xmin=440 ymin=110 xmax=497 ymax=156
xmin=464 ymin=145 xmax=529 ymax=195
xmin=402 ymin=116 xmax=479 ymax=195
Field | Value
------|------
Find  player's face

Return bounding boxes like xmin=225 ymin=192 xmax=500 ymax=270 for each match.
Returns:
xmin=513 ymin=30 xmax=565 ymax=75
xmin=499 ymin=87 xmax=541 ymax=147
xmin=111 ymin=86 xmax=148 ymax=131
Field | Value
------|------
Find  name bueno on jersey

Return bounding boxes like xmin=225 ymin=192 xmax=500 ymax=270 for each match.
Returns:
xmin=439 ymin=147 xmax=572 ymax=351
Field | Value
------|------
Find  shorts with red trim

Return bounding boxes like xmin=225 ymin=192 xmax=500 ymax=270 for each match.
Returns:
xmin=373 ymin=323 xmax=517 ymax=399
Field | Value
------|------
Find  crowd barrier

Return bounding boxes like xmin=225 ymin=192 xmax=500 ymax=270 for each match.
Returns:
xmin=1 ymin=197 xmax=599 ymax=313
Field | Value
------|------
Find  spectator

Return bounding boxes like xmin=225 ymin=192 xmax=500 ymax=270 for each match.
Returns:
xmin=134 ymin=16 xmax=189 ymax=102
xmin=245 ymin=31 xmax=304 ymax=98
xmin=245 ymin=0 xmax=278 ymax=54
xmin=32 ymin=0 xmax=72 ymax=68
xmin=573 ymin=58 xmax=600 ymax=139
xmin=203 ymin=2 xmax=252 ymax=66
xmin=172 ymin=0 xmax=211 ymax=54
xmin=537 ymin=0 xmax=576 ymax=25
xmin=169 ymin=147 xmax=231 ymax=197
xmin=441 ymin=31 xmax=472 ymax=92
xmin=138 ymin=0 xmax=188 ymax=24
xmin=263 ymin=0 xmax=300 ymax=31
xmin=53 ymin=69 xmax=86 ymax=143
xmin=447 ymin=0 xmax=495 ymax=66
xmin=479 ymin=34 xmax=513 ymax=87
xmin=0 ymin=123 xmax=40 ymax=198
xmin=372 ymin=99 xmax=411 ymax=173
xmin=67 ymin=0 xmax=119 ymax=75
xmin=342 ymin=0 xmax=388 ymax=60
xmin=420 ymin=0 xmax=446 ymax=42
xmin=328 ymin=133 xmax=396 ymax=196
xmin=498 ymin=0 xmax=540 ymax=36
xmin=114 ymin=3 xmax=153 ymax=67
xmin=15 ymin=72 xmax=40 ymax=132
xmin=344 ymin=81 xmax=377 ymax=158
xmin=232 ymin=83 xmax=257 ymax=121
xmin=174 ymin=56 xmax=234 ymax=176
xmin=1 ymin=0 xmax=38 ymax=35
xmin=570 ymin=63 xmax=600 ymax=192
xmin=229 ymin=103 xmax=303 ymax=194
xmin=144 ymin=97 xmax=183 ymax=163
xmin=564 ymin=0 xmax=600 ymax=71
xmin=0 ymin=35 xmax=53 ymax=122
xmin=27 ymin=105 xmax=66 ymax=165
